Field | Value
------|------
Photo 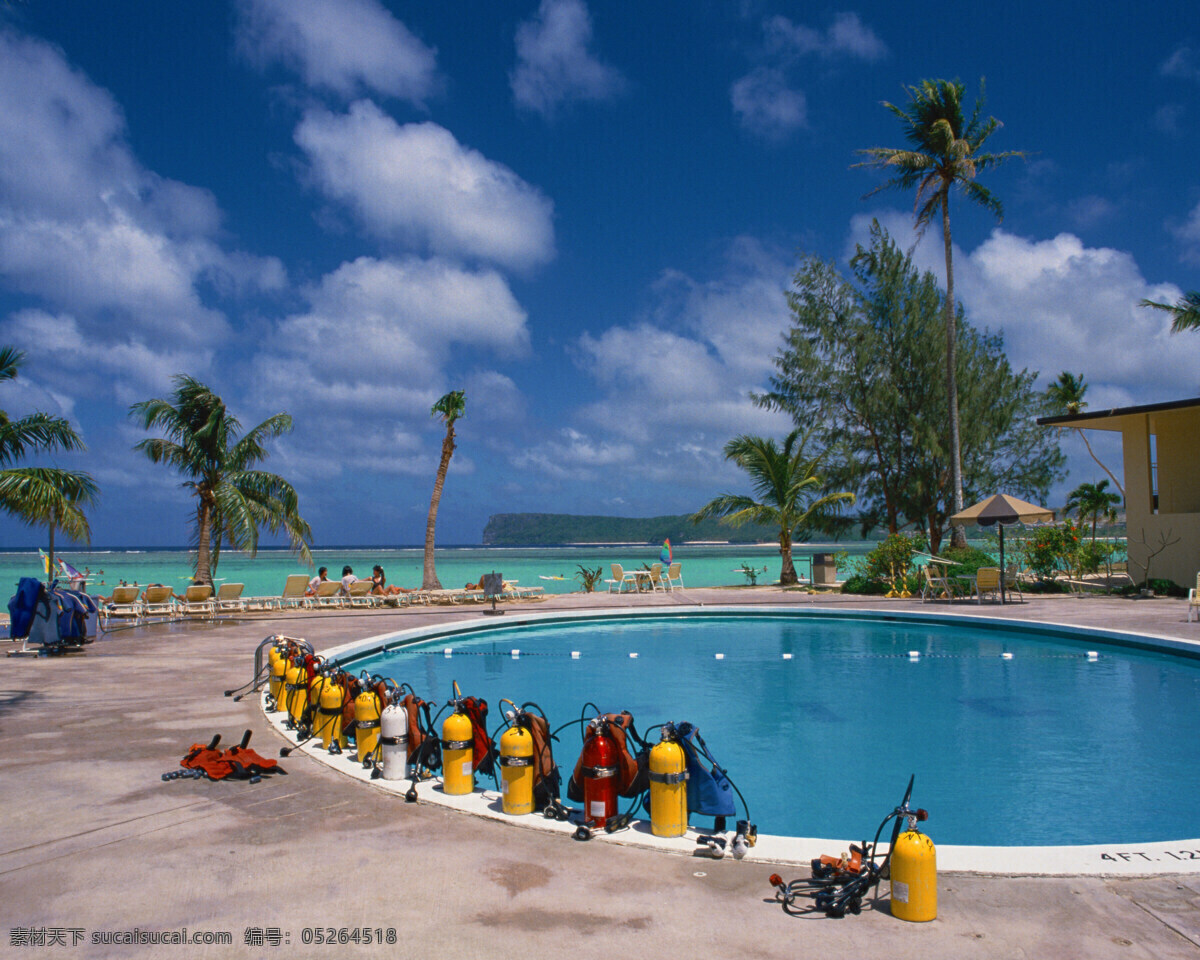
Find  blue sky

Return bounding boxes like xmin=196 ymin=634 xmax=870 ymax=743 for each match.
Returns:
xmin=0 ymin=0 xmax=1197 ymax=548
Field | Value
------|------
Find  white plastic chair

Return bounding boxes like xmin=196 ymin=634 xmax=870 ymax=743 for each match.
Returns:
xmin=663 ymin=562 xmax=683 ymax=590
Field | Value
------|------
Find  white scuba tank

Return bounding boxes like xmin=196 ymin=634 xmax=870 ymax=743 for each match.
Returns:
xmin=380 ymin=703 xmax=410 ymax=780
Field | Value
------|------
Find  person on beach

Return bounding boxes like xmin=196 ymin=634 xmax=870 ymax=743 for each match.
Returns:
xmin=370 ymin=565 xmax=413 ymax=596
xmin=306 ymin=566 xmax=328 ymax=596
xmin=340 ymin=565 xmax=359 ymax=596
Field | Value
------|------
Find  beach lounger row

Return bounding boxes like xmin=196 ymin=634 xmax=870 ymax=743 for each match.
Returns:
xmin=97 ymin=575 xmax=549 ymax=625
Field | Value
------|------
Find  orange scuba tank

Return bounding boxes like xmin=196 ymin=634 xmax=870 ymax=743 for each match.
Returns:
xmin=578 ymin=721 xmax=619 ymax=828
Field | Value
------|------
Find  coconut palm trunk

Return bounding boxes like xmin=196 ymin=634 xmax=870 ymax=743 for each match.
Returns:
xmin=942 ymin=199 xmax=967 ymax=548
xmin=194 ymin=497 xmax=215 ymax=586
xmin=422 ymin=390 xmax=465 ymax=591
xmin=422 ymin=426 xmax=455 ymax=590
xmin=779 ymin=529 xmax=798 ymax=585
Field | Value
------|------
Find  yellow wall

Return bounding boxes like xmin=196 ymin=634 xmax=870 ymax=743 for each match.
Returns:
xmin=1120 ymin=409 xmax=1200 ymax=587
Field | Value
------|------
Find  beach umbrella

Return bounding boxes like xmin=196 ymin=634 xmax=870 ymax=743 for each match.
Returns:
xmin=660 ymin=539 xmax=672 ymax=564
xmin=950 ymin=494 xmax=1054 ymax=603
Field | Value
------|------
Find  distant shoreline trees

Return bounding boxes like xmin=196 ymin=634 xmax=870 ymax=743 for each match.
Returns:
xmin=756 ymin=220 xmax=1063 ymax=555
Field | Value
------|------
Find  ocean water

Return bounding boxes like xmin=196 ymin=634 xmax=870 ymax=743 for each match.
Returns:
xmin=0 ymin=542 xmax=879 ymax=598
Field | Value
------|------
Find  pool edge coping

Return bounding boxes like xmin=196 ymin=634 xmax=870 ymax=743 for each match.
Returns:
xmin=268 ymin=603 xmax=1200 ymax=877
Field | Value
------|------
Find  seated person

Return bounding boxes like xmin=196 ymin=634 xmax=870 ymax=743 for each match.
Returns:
xmin=340 ymin=565 xmax=359 ymax=596
xmin=306 ymin=566 xmax=329 ymax=597
xmin=371 ymin=565 xmax=414 ymax=595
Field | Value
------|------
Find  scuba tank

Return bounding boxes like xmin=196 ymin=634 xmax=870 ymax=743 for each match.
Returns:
xmin=380 ymin=701 xmax=410 ymax=780
xmin=442 ymin=710 xmax=474 ymax=795
xmin=648 ymin=725 xmax=688 ymax=837
xmin=314 ymin=671 xmax=348 ymax=752
xmin=497 ymin=701 xmax=535 ymax=815
xmin=283 ymin=658 xmax=308 ymax=730
xmin=578 ymin=719 xmax=619 ymax=828
xmin=440 ymin=682 xmax=498 ymax=796
xmin=267 ymin=643 xmax=287 ymax=709
xmin=355 ymin=686 xmax=384 ymax=766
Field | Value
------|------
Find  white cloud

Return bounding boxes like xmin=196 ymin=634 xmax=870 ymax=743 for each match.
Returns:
xmin=730 ymin=68 xmax=807 ymax=139
xmin=0 ymin=30 xmax=283 ymax=406
xmin=295 ymin=102 xmax=555 ymax=269
xmin=270 ymin=255 xmax=528 ymax=390
xmin=510 ymin=0 xmax=626 ymax=117
xmin=518 ymin=240 xmax=793 ymax=491
xmin=848 ymin=211 xmax=1200 ymax=402
xmin=240 ymin=255 xmax=531 ymax=481
xmin=235 ymin=0 xmax=438 ymax=104
xmin=1152 ymin=103 xmax=1185 ymax=135
xmin=765 ymin=12 xmax=887 ymax=61
xmin=1065 ymin=194 xmax=1118 ymax=229
xmin=2 ymin=310 xmax=209 ymax=401
xmin=1161 ymin=45 xmax=1200 ymax=81
xmin=733 ymin=12 xmax=884 ymax=138
xmin=1169 ymin=201 xmax=1200 ymax=263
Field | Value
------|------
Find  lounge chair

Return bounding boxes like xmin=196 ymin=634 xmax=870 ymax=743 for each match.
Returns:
xmin=663 ymin=562 xmax=683 ymax=590
xmin=974 ymin=567 xmax=1002 ymax=603
xmin=313 ymin=580 xmax=345 ymax=609
xmin=141 ymin=584 xmax=178 ymax=620
xmin=102 ymin=585 xmax=142 ymax=625
xmin=178 ymin=584 xmax=215 ymax=617
xmin=346 ymin=580 xmax=378 ymax=608
xmin=268 ymin=574 xmax=311 ymax=611
xmin=1188 ymin=573 xmax=1200 ymax=623
xmin=216 ymin=582 xmax=246 ymax=613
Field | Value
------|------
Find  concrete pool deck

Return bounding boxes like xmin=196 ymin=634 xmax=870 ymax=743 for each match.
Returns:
xmin=4 ymin=587 xmax=1200 ymax=958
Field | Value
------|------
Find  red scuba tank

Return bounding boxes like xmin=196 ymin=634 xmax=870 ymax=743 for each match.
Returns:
xmin=580 ymin=722 xmax=619 ymax=828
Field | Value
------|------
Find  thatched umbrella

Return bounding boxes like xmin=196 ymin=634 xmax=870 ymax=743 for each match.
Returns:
xmin=950 ymin=494 xmax=1054 ymax=602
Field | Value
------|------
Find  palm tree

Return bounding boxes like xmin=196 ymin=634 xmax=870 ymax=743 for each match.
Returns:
xmin=422 ymin=390 xmax=465 ymax=590
xmin=856 ymin=79 xmax=1025 ymax=548
xmin=0 ymin=468 xmax=98 ymax=572
xmin=1140 ymin=291 xmax=1200 ymax=333
xmin=691 ymin=429 xmax=855 ymax=585
xmin=0 ymin=347 xmax=96 ymax=572
xmin=1044 ymin=371 xmax=1124 ymax=498
xmin=1065 ymin=479 xmax=1121 ymax=543
xmin=130 ymin=376 xmax=312 ymax=585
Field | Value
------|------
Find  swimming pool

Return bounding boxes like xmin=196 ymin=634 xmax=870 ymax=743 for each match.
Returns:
xmin=334 ymin=610 xmax=1200 ymax=848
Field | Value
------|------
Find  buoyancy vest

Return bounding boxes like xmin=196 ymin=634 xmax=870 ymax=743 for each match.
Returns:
xmin=519 ymin=710 xmax=560 ymax=809
xmin=8 ymin=577 xmax=43 ymax=639
xmin=459 ymin=696 xmax=497 ymax=777
xmin=402 ymin=694 xmax=441 ymax=775
xmin=568 ymin=711 xmax=645 ymax=801
xmin=674 ymin=722 xmax=736 ymax=817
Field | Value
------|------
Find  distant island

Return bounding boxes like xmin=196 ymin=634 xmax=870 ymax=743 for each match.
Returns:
xmin=482 ymin=513 xmax=777 ymax=546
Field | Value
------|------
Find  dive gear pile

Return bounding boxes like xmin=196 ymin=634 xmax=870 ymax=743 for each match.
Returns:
xmin=164 ymin=730 xmax=287 ymax=783
xmin=767 ymin=776 xmax=936 ymax=920
xmin=242 ymin=632 xmax=940 ymax=909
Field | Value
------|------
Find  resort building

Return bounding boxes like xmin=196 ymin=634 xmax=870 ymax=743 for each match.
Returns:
xmin=1038 ymin=396 xmax=1200 ymax=589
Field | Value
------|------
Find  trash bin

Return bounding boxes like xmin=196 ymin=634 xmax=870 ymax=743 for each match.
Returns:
xmin=812 ymin=553 xmax=837 ymax=585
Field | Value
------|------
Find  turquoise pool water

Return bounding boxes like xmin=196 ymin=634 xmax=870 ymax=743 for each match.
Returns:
xmin=342 ymin=614 xmax=1200 ymax=846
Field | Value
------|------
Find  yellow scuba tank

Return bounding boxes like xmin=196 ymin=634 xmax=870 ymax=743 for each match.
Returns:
xmin=890 ymin=828 xmax=937 ymax=921
xmin=284 ymin=660 xmax=308 ymax=728
xmin=441 ymin=710 xmax=474 ymax=795
xmin=499 ymin=722 xmax=534 ymax=815
xmin=316 ymin=677 xmax=347 ymax=751
xmin=355 ymin=689 xmax=382 ymax=765
xmin=649 ymin=728 xmax=688 ymax=838
xmin=267 ymin=644 xmax=286 ymax=709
